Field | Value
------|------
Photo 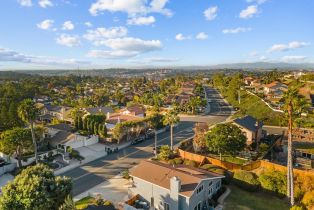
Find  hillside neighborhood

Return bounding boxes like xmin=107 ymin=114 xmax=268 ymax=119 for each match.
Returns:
xmin=0 ymin=70 xmax=313 ymax=210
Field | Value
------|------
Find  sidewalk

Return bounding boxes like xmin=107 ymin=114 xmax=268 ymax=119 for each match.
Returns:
xmin=74 ymin=174 xmax=130 ymax=207
xmin=54 ymin=141 xmax=131 ymax=176
xmin=0 ymin=174 xmax=14 ymax=193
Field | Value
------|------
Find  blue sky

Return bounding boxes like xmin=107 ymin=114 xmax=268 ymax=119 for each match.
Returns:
xmin=0 ymin=0 xmax=313 ymax=69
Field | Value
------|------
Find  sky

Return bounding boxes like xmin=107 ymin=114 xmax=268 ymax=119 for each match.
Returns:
xmin=0 ymin=0 xmax=313 ymax=69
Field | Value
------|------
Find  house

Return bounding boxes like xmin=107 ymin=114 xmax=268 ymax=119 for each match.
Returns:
xmin=244 ymin=77 xmax=254 ymax=86
xmin=121 ymin=105 xmax=146 ymax=117
xmin=46 ymin=123 xmax=99 ymax=150
xmin=105 ymin=114 xmax=142 ymax=130
xmin=127 ymin=160 xmax=224 ymax=210
xmin=83 ymin=106 xmax=114 ymax=116
xmin=263 ymin=82 xmax=287 ymax=95
xmin=38 ymin=104 xmax=73 ymax=123
xmin=233 ymin=115 xmax=264 ymax=145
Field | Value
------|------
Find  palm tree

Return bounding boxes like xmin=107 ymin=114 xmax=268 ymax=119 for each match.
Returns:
xmin=148 ymin=113 xmax=162 ymax=157
xmin=18 ymin=99 xmax=40 ymax=164
xmin=282 ymin=87 xmax=308 ymax=206
xmin=163 ymin=110 xmax=180 ymax=150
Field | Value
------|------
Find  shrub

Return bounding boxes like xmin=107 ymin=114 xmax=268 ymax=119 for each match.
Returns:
xmin=258 ymin=169 xmax=286 ymax=196
xmin=233 ymin=170 xmax=260 ymax=192
xmin=206 ymin=167 xmax=232 ymax=185
xmin=183 ymin=160 xmax=197 ymax=167
xmin=301 ymin=190 xmax=314 ymax=209
xmin=122 ymin=170 xmax=130 ymax=179
xmin=158 ymin=145 xmax=172 ymax=161
xmin=201 ymin=164 xmax=216 ymax=170
xmin=173 ymin=157 xmax=183 ymax=164
xmin=168 ymin=157 xmax=183 ymax=165
xmin=290 ymin=205 xmax=306 ymax=210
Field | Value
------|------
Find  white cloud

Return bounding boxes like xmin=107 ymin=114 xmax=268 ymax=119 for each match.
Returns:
xmin=239 ymin=5 xmax=258 ymax=19
xmin=249 ymin=51 xmax=258 ymax=57
xmin=89 ymin=0 xmax=172 ymax=17
xmin=204 ymin=6 xmax=218 ymax=21
xmin=37 ymin=19 xmax=54 ymax=30
xmin=196 ymin=32 xmax=208 ymax=40
xmin=127 ymin=16 xmax=156 ymax=25
xmin=175 ymin=33 xmax=190 ymax=41
xmin=39 ymin=0 xmax=53 ymax=8
xmin=259 ymin=55 xmax=267 ymax=61
xmin=222 ymin=27 xmax=252 ymax=34
xmin=0 ymin=47 xmax=89 ymax=66
xmin=268 ymin=41 xmax=310 ymax=52
xmin=17 ymin=0 xmax=32 ymax=7
xmin=281 ymin=56 xmax=307 ymax=63
xmin=85 ymin=22 xmax=93 ymax=27
xmin=62 ymin=21 xmax=75 ymax=30
xmin=56 ymin=34 xmax=80 ymax=47
xmin=246 ymin=0 xmax=268 ymax=4
xmin=129 ymin=57 xmax=179 ymax=64
xmin=87 ymin=37 xmax=162 ymax=59
xmin=84 ymin=27 xmax=128 ymax=45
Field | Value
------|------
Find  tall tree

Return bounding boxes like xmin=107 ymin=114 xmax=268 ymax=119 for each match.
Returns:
xmin=282 ymin=87 xmax=308 ymax=206
xmin=205 ymin=123 xmax=247 ymax=160
xmin=0 ymin=164 xmax=72 ymax=210
xmin=18 ymin=99 xmax=40 ymax=164
xmin=163 ymin=110 xmax=180 ymax=150
xmin=0 ymin=128 xmax=32 ymax=168
xmin=148 ymin=113 xmax=163 ymax=157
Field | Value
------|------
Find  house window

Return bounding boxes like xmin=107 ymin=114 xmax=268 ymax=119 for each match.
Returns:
xmin=208 ymin=181 xmax=212 ymax=187
xmin=194 ymin=202 xmax=201 ymax=210
xmin=208 ymin=187 xmax=213 ymax=196
xmin=196 ymin=185 xmax=204 ymax=194
xmin=164 ymin=202 xmax=170 ymax=210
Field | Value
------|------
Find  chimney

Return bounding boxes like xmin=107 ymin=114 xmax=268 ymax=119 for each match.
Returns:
xmin=170 ymin=176 xmax=180 ymax=210
xmin=170 ymin=176 xmax=181 ymax=193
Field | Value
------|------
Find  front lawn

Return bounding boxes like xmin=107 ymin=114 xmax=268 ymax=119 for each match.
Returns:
xmin=224 ymin=185 xmax=290 ymax=210
xmin=75 ymin=196 xmax=96 ymax=210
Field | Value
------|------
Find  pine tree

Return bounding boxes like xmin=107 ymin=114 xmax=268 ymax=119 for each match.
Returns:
xmin=82 ymin=117 xmax=87 ymax=130
xmin=78 ymin=117 xmax=83 ymax=130
xmin=93 ymin=123 xmax=99 ymax=135
xmin=74 ymin=116 xmax=79 ymax=130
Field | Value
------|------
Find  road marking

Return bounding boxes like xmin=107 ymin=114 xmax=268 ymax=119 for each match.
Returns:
xmin=72 ymin=127 xmax=194 ymax=181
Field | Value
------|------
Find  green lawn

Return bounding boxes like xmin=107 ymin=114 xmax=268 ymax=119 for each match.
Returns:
xmin=75 ymin=196 xmax=96 ymax=210
xmin=224 ymin=90 xmax=285 ymax=126
xmin=224 ymin=185 xmax=290 ymax=210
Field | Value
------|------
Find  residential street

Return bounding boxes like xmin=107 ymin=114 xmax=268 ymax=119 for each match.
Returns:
xmin=61 ymin=121 xmax=195 ymax=196
xmin=179 ymin=87 xmax=233 ymax=124
xmin=62 ymin=87 xmax=233 ymax=196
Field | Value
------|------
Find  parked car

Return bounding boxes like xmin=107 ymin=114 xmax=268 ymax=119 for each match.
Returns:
xmin=131 ymin=136 xmax=145 ymax=145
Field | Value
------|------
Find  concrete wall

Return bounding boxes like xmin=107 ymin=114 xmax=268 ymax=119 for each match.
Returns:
xmin=65 ymin=135 xmax=99 ymax=149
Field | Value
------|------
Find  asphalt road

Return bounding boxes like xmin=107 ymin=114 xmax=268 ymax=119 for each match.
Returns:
xmin=180 ymin=87 xmax=233 ymax=125
xmin=61 ymin=122 xmax=195 ymax=196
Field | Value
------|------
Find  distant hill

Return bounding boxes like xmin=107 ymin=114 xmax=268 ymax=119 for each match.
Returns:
xmin=0 ymin=62 xmax=313 ymax=77
xmin=174 ymin=62 xmax=314 ymax=70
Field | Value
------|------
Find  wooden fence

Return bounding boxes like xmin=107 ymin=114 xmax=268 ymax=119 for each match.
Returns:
xmin=177 ymin=149 xmax=314 ymax=176
xmin=178 ymin=149 xmax=261 ymax=171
